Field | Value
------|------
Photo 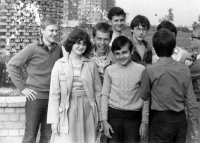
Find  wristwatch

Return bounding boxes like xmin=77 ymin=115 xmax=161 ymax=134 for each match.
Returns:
xmin=142 ymin=121 xmax=149 ymax=125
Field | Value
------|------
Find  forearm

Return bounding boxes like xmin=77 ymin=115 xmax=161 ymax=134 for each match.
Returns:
xmin=141 ymin=100 xmax=149 ymax=122
xmin=101 ymin=94 xmax=109 ymax=120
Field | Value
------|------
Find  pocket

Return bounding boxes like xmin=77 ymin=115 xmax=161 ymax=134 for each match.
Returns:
xmin=59 ymin=106 xmax=65 ymax=126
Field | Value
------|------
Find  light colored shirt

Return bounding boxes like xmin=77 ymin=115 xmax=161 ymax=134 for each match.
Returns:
xmin=140 ymin=57 xmax=198 ymax=131
xmin=101 ymin=61 xmax=149 ymax=121
xmin=152 ymin=46 xmax=192 ymax=66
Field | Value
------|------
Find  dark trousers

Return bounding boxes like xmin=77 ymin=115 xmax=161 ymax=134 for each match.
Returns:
xmin=149 ymin=110 xmax=187 ymax=143
xmin=22 ymin=99 xmax=51 ymax=143
xmin=108 ymin=107 xmax=141 ymax=143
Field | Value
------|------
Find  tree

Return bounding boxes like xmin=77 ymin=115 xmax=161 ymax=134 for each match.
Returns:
xmin=158 ymin=8 xmax=174 ymax=23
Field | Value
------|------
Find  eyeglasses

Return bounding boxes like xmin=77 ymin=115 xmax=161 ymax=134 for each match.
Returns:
xmin=190 ymin=34 xmax=200 ymax=40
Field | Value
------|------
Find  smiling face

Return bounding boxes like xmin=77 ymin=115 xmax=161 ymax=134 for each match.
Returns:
xmin=41 ymin=24 xmax=58 ymax=45
xmin=110 ymin=15 xmax=125 ymax=33
xmin=113 ymin=43 xmax=132 ymax=67
xmin=70 ymin=40 xmax=87 ymax=56
xmin=132 ymin=25 xmax=148 ymax=42
xmin=94 ymin=30 xmax=111 ymax=54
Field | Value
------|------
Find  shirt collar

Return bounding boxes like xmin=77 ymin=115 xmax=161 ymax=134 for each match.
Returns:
xmin=92 ymin=45 xmax=109 ymax=60
xmin=37 ymin=36 xmax=58 ymax=52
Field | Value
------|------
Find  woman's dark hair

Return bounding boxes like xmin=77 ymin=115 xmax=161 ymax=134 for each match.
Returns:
xmin=63 ymin=29 xmax=92 ymax=57
xmin=111 ymin=35 xmax=133 ymax=53
xmin=153 ymin=29 xmax=176 ymax=57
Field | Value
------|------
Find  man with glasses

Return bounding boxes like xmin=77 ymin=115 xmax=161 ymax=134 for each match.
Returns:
xmin=188 ymin=23 xmax=200 ymax=143
xmin=130 ymin=15 xmax=153 ymax=66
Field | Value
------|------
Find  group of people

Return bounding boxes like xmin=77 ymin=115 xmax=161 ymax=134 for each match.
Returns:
xmin=5 ymin=6 xmax=200 ymax=143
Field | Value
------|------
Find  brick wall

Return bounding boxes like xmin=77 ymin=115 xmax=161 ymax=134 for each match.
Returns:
xmin=0 ymin=0 xmax=64 ymax=52
xmin=0 ymin=97 xmax=27 ymax=143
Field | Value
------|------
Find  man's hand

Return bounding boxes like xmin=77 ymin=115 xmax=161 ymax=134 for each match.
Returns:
xmin=21 ymin=88 xmax=37 ymax=101
xmin=51 ymin=123 xmax=59 ymax=135
xmin=139 ymin=122 xmax=148 ymax=139
xmin=182 ymin=53 xmax=197 ymax=62
xmin=102 ymin=120 xmax=114 ymax=138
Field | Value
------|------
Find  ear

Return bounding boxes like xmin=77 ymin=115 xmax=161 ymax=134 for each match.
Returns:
xmin=40 ymin=28 xmax=45 ymax=34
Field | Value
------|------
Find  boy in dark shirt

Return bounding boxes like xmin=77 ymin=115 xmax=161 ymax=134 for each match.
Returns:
xmin=140 ymin=29 xmax=199 ymax=143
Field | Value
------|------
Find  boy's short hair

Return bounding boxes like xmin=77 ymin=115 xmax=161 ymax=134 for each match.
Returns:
xmin=111 ymin=35 xmax=133 ymax=53
xmin=92 ymin=22 xmax=113 ymax=39
xmin=153 ymin=29 xmax=176 ymax=57
xmin=63 ymin=29 xmax=92 ymax=57
xmin=108 ymin=7 xmax=126 ymax=20
xmin=130 ymin=15 xmax=150 ymax=31
xmin=40 ymin=17 xmax=58 ymax=29
xmin=157 ymin=21 xmax=177 ymax=37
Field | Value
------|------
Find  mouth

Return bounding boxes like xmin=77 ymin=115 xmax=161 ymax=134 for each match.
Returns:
xmin=98 ymin=45 xmax=107 ymax=52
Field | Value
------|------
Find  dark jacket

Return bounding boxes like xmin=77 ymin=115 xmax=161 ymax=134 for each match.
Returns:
xmin=131 ymin=40 xmax=152 ymax=66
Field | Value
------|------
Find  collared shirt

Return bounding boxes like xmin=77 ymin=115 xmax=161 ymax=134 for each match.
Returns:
xmin=109 ymin=31 xmax=124 ymax=47
xmin=140 ymin=57 xmax=198 ymax=130
xmin=89 ymin=46 xmax=116 ymax=83
xmin=131 ymin=39 xmax=153 ymax=66
xmin=37 ymin=36 xmax=58 ymax=53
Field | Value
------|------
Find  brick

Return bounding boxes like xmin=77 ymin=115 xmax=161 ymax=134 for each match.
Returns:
xmin=0 ymin=129 xmax=8 ymax=136
xmin=0 ymin=137 xmax=13 ymax=143
xmin=14 ymin=122 xmax=24 ymax=129
xmin=0 ymin=114 xmax=9 ymax=121
xmin=5 ymin=108 xmax=15 ymax=113
xmin=9 ymin=129 xmax=19 ymax=136
xmin=0 ymin=108 xmax=5 ymax=113
xmin=19 ymin=129 xmax=24 ymax=136
xmin=4 ymin=122 xmax=14 ymax=129
xmin=20 ymin=114 xmax=25 ymax=121
xmin=12 ymin=137 xmax=23 ymax=143
xmin=9 ymin=114 xmax=19 ymax=121
xmin=0 ymin=122 xmax=3 ymax=129
xmin=15 ymin=108 xmax=25 ymax=113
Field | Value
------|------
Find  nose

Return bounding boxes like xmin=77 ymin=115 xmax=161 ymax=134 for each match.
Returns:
xmin=120 ymin=54 xmax=123 ymax=59
xmin=101 ymin=39 xmax=105 ymax=44
xmin=53 ymin=30 xmax=57 ymax=35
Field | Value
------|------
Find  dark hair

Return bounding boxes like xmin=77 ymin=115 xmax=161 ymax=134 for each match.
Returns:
xmin=92 ymin=22 xmax=113 ymax=39
xmin=40 ymin=16 xmax=57 ymax=29
xmin=157 ymin=21 xmax=177 ymax=37
xmin=63 ymin=29 xmax=92 ymax=57
xmin=108 ymin=7 xmax=126 ymax=20
xmin=152 ymin=29 xmax=176 ymax=57
xmin=130 ymin=15 xmax=150 ymax=32
xmin=111 ymin=35 xmax=133 ymax=53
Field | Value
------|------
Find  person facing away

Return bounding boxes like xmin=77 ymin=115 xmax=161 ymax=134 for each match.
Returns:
xmin=140 ymin=29 xmax=199 ymax=143
xmin=108 ymin=7 xmax=126 ymax=46
xmin=130 ymin=15 xmax=153 ymax=66
xmin=102 ymin=35 xmax=149 ymax=143
xmin=89 ymin=22 xmax=116 ymax=83
xmin=152 ymin=20 xmax=196 ymax=65
xmin=47 ymin=28 xmax=102 ymax=143
xmin=6 ymin=17 xmax=62 ymax=143
xmin=188 ymin=23 xmax=200 ymax=143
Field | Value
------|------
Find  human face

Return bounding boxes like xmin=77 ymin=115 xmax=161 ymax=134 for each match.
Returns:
xmin=110 ymin=15 xmax=125 ymax=33
xmin=41 ymin=24 xmax=58 ymax=45
xmin=132 ymin=25 xmax=148 ymax=42
xmin=94 ymin=31 xmax=111 ymax=54
xmin=113 ymin=44 xmax=132 ymax=67
xmin=70 ymin=41 xmax=86 ymax=56
xmin=190 ymin=31 xmax=200 ymax=50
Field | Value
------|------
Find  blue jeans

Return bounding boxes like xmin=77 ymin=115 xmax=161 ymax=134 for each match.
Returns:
xmin=22 ymin=99 xmax=51 ymax=143
xmin=108 ymin=107 xmax=141 ymax=143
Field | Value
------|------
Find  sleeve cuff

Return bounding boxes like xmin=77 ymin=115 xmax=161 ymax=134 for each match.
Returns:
xmin=102 ymin=112 xmax=108 ymax=121
xmin=142 ymin=115 xmax=149 ymax=122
